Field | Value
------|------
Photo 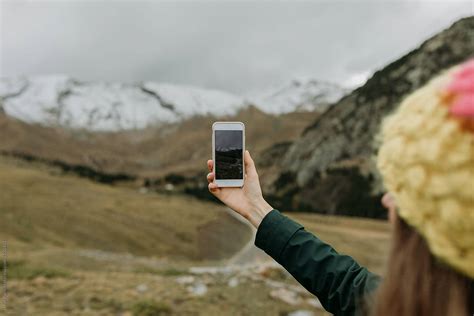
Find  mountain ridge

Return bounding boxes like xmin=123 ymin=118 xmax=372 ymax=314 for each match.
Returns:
xmin=264 ymin=16 xmax=474 ymax=218
xmin=0 ymin=75 xmax=345 ymax=131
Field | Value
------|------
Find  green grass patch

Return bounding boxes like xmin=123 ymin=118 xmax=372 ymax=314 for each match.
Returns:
xmin=132 ymin=266 xmax=187 ymax=276
xmin=157 ymin=268 xmax=187 ymax=276
xmin=89 ymin=296 xmax=124 ymax=312
xmin=131 ymin=300 xmax=172 ymax=316
xmin=7 ymin=260 xmax=71 ymax=280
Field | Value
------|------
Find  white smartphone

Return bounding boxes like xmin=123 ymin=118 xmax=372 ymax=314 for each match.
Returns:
xmin=212 ymin=122 xmax=245 ymax=187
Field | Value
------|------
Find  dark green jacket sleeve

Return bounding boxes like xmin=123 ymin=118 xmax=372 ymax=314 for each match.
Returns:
xmin=255 ymin=209 xmax=380 ymax=316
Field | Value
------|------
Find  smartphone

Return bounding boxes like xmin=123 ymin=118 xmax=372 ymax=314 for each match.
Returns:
xmin=212 ymin=122 xmax=245 ymax=187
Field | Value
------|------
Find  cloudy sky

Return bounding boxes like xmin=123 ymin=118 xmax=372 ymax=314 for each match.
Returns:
xmin=0 ymin=0 xmax=471 ymax=94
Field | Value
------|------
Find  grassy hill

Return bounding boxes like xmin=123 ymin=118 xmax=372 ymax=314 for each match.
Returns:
xmin=0 ymin=156 xmax=252 ymax=261
xmin=0 ymin=106 xmax=317 ymax=179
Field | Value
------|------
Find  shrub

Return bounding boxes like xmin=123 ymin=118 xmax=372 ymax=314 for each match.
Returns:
xmin=131 ymin=300 xmax=172 ymax=316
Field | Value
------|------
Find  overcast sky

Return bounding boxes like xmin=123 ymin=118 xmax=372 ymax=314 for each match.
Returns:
xmin=0 ymin=0 xmax=471 ymax=94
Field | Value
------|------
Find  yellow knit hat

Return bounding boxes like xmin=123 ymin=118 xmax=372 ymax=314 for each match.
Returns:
xmin=377 ymin=59 xmax=474 ymax=279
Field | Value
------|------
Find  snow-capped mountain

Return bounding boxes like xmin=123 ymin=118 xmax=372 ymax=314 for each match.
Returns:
xmin=0 ymin=75 xmax=345 ymax=131
xmin=0 ymin=76 xmax=244 ymax=131
xmin=247 ymin=79 xmax=347 ymax=114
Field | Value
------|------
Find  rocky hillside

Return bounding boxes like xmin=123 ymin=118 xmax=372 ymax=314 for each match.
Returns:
xmin=263 ymin=17 xmax=474 ymax=218
xmin=0 ymin=76 xmax=344 ymax=131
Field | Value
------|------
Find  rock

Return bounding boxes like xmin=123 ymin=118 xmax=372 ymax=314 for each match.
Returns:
xmin=136 ymin=283 xmax=148 ymax=293
xmin=187 ymin=282 xmax=208 ymax=296
xmin=287 ymin=310 xmax=315 ymax=316
xmin=265 ymin=17 xmax=474 ymax=218
xmin=269 ymin=288 xmax=301 ymax=305
xmin=32 ymin=276 xmax=47 ymax=286
xmin=175 ymin=275 xmax=195 ymax=285
xmin=227 ymin=277 xmax=239 ymax=288
xmin=257 ymin=265 xmax=287 ymax=280
xmin=305 ymin=298 xmax=323 ymax=309
xmin=189 ymin=266 xmax=233 ymax=275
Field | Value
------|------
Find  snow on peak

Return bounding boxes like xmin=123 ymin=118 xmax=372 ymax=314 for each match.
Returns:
xmin=0 ymin=76 xmax=345 ymax=131
xmin=247 ymin=79 xmax=346 ymax=114
xmin=0 ymin=76 xmax=244 ymax=131
xmin=142 ymin=82 xmax=243 ymax=118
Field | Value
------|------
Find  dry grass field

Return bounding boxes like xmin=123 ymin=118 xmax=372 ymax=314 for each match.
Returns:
xmin=0 ymin=157 xmax=391 ymax=315
xmin=0 ymin=156 xmax=251 ymax=260
xmin=290 ymin=213 xmax=391 ymax=275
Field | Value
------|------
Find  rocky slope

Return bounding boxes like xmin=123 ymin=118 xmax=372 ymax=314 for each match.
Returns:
xmin=264 ymin=17 xmax=474 ymax=218
xmin=0 ymin=76 xmax=344 ymax=131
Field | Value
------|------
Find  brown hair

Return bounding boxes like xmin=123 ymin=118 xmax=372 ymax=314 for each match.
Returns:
xmin=372 ymin=215 xmax=474 ymax=316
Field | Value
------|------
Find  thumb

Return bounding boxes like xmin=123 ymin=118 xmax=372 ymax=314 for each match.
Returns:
xmin=244 ymin=150 xmax=258 ymax=178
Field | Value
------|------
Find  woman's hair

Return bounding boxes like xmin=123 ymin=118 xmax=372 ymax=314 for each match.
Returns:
xmin=372 ymin=214 xmax=474 ymax=316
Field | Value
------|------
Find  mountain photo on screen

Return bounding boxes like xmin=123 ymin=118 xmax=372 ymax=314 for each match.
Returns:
xmin=215 ymin=130 xmax=243 ymax=180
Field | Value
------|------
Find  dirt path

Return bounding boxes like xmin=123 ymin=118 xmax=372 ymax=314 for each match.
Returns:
xmin=223 ymin=207 xmax=274 ymax=266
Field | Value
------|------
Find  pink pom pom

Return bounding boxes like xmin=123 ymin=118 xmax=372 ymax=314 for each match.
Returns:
xmin=449 ymin=93 xmax=474 ymax=117
xmin=445 ymin=59 xmax=474 ymax=118
xmin=445 ymin=76 xmax=474 ymax=94
xmin=454 ymin=59 xmax=474 ymax=80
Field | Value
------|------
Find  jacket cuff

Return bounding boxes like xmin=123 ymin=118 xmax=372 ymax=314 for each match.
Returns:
xmin=254 ymin=209 xmax=304 ymax=261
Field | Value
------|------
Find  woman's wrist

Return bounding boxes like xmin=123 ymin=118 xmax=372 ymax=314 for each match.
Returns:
xmin=248 ymin=198 xmax=273 ymax=229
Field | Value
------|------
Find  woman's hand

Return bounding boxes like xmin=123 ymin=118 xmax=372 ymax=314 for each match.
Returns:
xmin=206 ymin=150 xmax=273 ymax=229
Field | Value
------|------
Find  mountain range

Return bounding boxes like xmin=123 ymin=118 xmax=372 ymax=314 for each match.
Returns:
xmin=1 ymin=17 xmax=471 ymax=219
xmin=0 ymin=76 xmax=345 ymax=131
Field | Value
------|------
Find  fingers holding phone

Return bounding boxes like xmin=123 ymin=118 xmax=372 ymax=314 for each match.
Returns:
xmin=206 ymin=159 xmax=219 ymax=193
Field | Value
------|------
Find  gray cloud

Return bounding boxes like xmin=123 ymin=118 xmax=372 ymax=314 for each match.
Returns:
xmin=1 ymin=0 xmax=471 ymax=94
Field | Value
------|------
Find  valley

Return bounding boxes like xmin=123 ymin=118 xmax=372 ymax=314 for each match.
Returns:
xmin=0 ymin=156 xmax=390 ymax=315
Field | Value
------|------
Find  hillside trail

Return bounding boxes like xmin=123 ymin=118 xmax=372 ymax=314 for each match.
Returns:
xmin=186 ymin=206 xmax=282 ymax=279
xmin=222 ymin=207 xmax=274 ymax=267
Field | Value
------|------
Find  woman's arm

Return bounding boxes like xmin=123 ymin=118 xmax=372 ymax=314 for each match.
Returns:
xmin=206 ymin=151 xmax=380 ymax=315
xmin=255 ymin=209 xmax=380 ymax=316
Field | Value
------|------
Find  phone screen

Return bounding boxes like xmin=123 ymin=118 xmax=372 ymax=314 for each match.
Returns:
xmin=215 ymin=130 xmax=243 ymax=180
